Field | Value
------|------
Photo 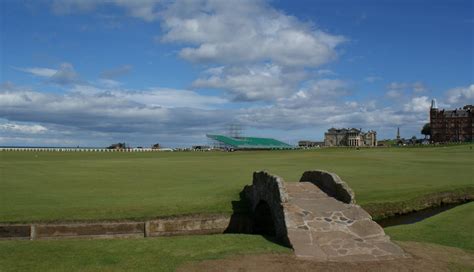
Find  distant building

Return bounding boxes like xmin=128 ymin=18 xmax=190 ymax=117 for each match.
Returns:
xmin=430 ymin=99 xmax=473 ymax=143
xmin=324 ymin=128 xmax=377 ymax=147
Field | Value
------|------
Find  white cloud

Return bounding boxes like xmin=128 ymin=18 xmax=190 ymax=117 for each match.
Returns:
xmin=386 ymin=90 xmax=402 ymax=98
xmin=193 ymin=64 xmax=305 ymax=101
xmin=47 ymin=0 xmax=346 ymax=103
xmin=0 ymin=84 xmax=230 ymax=138
xmin=69 ymin=85 xmax=227 ymax=109
xmin=15 ymin=67 xmax=58 ymax=77
xmin=96 ymin=79 xmax=122 ymax=88
xmin=387 ymin=82 xmax=408 ymax=90
xmin=279 ymin=79 xmax=349 ymax=109
xmin=446 ymin=84 xmax=474 ymax=104
xmin=159 ymin=0 xmax=345 ymax=67
xmin=403 ymin=96 xmax=431 ymax=113
xmin=387 ymin=81 xmax=427 ymax=93
xmin=16 ymin=63 xmax=81 ymax=85
xmin=412 ymin=82 xmax=427 ymax=93
xmin=0 ymin=122 xmax=48 ymax=134
xmin=317 ymin=69 xmax=337 ymax=77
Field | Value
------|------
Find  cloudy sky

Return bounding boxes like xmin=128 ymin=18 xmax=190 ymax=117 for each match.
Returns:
xmin=1 ymin=0 xmax=473 ymax=147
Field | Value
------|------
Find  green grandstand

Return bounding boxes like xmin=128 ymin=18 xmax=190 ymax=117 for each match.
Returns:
xmin=207 ymin=134 xmax=294 ymax=150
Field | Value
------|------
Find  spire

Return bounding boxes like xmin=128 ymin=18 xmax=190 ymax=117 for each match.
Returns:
xmin=431 ymin=98 xmax=438 ymax=109
xmin=396 ymin=127 xmax=400 ymax=140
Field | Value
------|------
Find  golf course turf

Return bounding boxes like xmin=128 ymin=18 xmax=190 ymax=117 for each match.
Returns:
xmin=1 ymin=145 xmax=473 ymax=223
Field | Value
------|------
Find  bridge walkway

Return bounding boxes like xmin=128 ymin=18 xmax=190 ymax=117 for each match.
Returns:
xmin=284 ymin=182 xmax=408 ymax=261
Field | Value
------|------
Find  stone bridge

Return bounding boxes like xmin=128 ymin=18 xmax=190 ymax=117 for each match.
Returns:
xmin=243 ymin=170 xmax=408 ymax=261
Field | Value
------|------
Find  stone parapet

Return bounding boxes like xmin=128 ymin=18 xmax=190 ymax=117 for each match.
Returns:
xmin=299 ymin=170 xmax=355 ymax=204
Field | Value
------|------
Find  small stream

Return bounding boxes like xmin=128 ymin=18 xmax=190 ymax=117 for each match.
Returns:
xmin=376 ymin=202 xmax=470 ymax=228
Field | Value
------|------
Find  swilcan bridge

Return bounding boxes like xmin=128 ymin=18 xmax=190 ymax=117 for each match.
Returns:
xmin=243 ymin=170 xmax=408 ymax=261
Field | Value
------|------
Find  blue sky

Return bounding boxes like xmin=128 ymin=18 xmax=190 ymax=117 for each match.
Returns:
xmin=1 ymin=0 xmax=473 ymax=147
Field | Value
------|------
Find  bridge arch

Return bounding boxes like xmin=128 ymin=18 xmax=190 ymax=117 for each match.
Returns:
xmin=253 ymin=200 xmax=276 ymax=236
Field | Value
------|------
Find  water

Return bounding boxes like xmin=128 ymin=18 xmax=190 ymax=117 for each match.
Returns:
xmin=376 ymin=202 xmax=469 ymax=228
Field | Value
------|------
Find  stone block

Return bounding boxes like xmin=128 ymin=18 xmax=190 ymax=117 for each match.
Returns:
xmin=147 ymin=216 xmax=230 ymax=236
xmin=35 ymin=222 xmax=145 ymax=239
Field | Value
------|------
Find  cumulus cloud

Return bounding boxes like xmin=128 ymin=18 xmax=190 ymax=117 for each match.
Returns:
xmin=238 ymin=100 xmax=426 ymax=132
xmin=446 ymin=84 xmax=474 ymax=104
xmin=46 ymin=0 xmax=346 ymax=103
xmin=0 ymin=84 xmax=230 ymax=137
xmin=193 ymin=64 xmax=306 ymax=101
xmin=278 ymin=79 xmax=349 ymax=109
xmin=403 ymin=96 xmax=431 ymax=113
xmin=0 ymin=122 xmax=48 ymax=134
xmin=160 ymin=0 xmax=345 ymax=67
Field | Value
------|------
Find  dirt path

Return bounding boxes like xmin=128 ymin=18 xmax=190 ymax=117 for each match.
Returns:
xmin=178 ymin=241 xmax=474 ymax=271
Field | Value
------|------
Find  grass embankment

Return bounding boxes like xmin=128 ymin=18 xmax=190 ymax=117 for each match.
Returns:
xmin=1 ymin=205 xmax=473 ymax=271
xmin=0 ymin=145 xmax=473 ymax=222
xmin=386 ymin=201 xmax=474 ymax=251
xmin=0 ymin=234 xmax=289 ymax=271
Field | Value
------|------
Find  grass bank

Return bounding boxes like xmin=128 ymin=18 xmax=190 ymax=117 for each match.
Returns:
xmin=0 ymin=234 xmax=290 ymax=271
xmin=385 ymin=201 xmax=474 ymax=251
xmin=1 ymin=145 xmax=473 ymax=222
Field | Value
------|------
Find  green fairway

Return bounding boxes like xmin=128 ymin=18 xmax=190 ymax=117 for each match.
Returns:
xmin=0 ymin=234 xmax=289 ymax=271
xmin=385 ymin=201 xmax=474 ymax=251
xmin=0 ymin=145 xmax=473 ymax=222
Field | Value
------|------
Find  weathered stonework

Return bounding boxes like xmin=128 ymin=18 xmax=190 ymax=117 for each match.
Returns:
xmin=34 ymin=222 xmax=145 ymax=239
xmin=245 ymin=170 xmax=407 ymax=261
xmin=0 ymin=214 xmax=237 ymax=240
xmin=147 ymin=215 xmax=231 ymax=237
xmin=243 ymin=171 xmax=290 ymax=242
xmin=300 ymin=170 xmax=356 ymax=204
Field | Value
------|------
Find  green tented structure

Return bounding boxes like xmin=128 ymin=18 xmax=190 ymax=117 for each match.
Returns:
xmin=207 ymin=134 xmax=294 ymax=150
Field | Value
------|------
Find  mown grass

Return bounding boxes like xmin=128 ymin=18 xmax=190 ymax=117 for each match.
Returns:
xmin=0 ymin=145 xmax=473 ymax=222
xmin=385 ymin=201 xmax=474 ymax=251
xmin=0 ymin=234 xmax=290 ymax=272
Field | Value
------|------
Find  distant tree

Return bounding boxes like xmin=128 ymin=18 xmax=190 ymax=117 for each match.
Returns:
xmin=421 ymin=123 xmax=431 ymax=139
xmin=152 ymin=143 xmax=160 ymax=149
